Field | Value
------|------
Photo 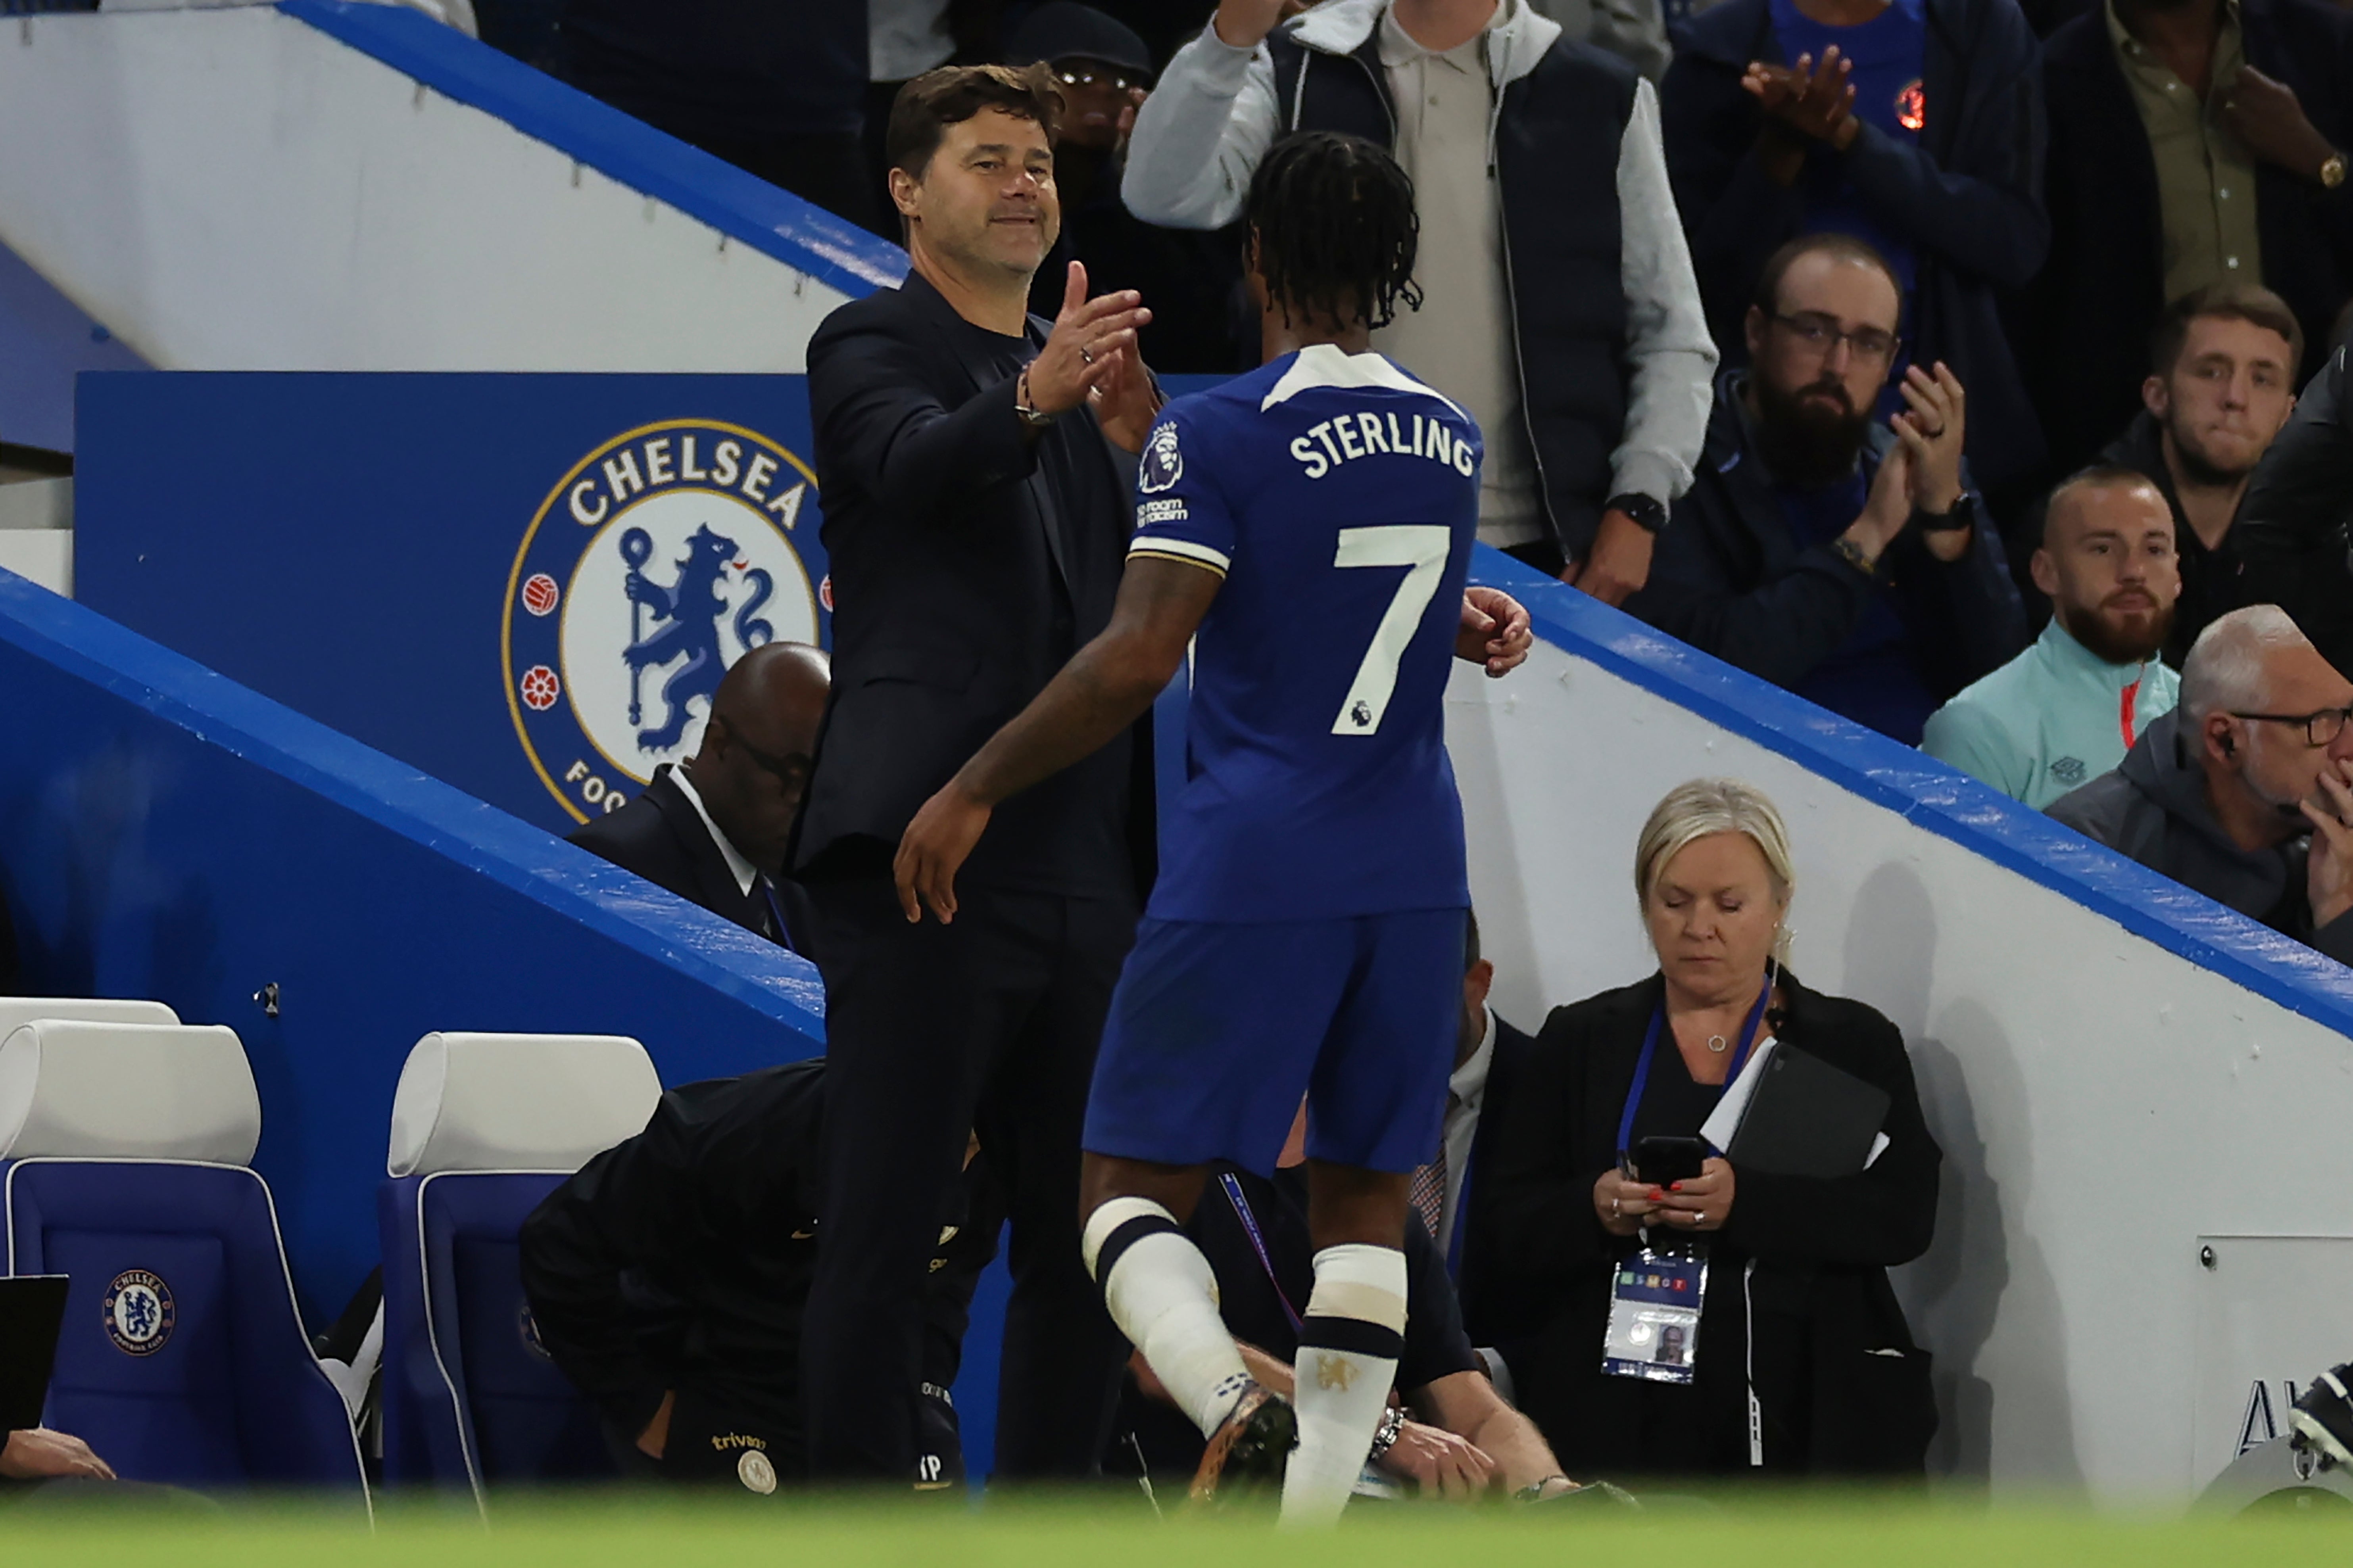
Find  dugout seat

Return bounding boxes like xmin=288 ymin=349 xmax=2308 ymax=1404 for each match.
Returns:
xmin=0 ymin=1018 xmax=369 ymax=1503
xmin=377 ymin=1031 xmax=659 ymax=1505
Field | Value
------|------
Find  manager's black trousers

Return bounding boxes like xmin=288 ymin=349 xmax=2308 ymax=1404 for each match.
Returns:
xmin=801 ymin=877 xmax=1136 ymax=1482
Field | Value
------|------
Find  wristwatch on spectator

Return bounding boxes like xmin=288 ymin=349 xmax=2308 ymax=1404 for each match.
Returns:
xmin=1604 ymin=493 xmax=1668 ymax=533
xmin=1913 ymin=492 xmax=1977 ymax=534
xmin=2323 ymin=151 xmax=2348 ymax=190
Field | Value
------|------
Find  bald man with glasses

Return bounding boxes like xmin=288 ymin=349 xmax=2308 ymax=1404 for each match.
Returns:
xmin=2050 ymin=603 xmax=2353 ymax=966
xmin=1625 ymin=230 xmax=2026 ymax=744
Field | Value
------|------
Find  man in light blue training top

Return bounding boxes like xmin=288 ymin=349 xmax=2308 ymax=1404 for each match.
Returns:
xmin=891 ymin=130 xmax=1534 ymax=1524
xmin=1922 ymin=467 xmax=2182 ymax=808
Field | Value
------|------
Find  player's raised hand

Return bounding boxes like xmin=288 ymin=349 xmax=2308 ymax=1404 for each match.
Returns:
xmin=1086 ymin=336 xmax=1162 ymax=454
xmin=894 ymin=782 xmax=993 ymax=924
xmin=1457 ymin=587 xmax=1533 ymax=677
xmin=1028 ymin=261 xmax=1151 ymax=419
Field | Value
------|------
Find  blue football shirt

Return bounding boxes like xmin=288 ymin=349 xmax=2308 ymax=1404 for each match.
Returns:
xmin=1128 ymin=344 xmax=1482 ymax=923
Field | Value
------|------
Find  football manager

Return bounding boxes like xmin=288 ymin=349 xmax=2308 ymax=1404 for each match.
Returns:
xmin=789 ymin=61 xmax=1163 ymax=1483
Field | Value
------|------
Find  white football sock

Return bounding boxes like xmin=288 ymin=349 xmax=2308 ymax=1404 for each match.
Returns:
xmin=1083 ymin=1197 xmax=1252 ymax=1439
xmin=1279 ymin=1243 xmax=1407 ymax=1529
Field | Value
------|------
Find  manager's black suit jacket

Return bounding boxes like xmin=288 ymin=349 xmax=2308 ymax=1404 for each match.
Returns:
xmin=790 ymin=270 xmax=1152 ymax=890
xmin=569 ymin=765 xmax=816 ymax=956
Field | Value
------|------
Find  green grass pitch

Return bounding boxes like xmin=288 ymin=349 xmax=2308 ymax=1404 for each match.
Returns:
xmin=5 ymin=1490 xmax=2350 ymax=1567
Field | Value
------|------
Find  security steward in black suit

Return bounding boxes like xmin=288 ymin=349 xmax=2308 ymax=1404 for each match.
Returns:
xmin=518 ymin=1058 xmax=1002 ymax=1492
xmin=790 ymin=63 xmax=1162 ymax=1482
xmin=569 ymin=643 xmax=828 ymax=956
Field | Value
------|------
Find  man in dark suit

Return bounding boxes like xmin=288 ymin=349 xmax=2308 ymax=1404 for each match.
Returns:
xmin=569 ymin=642 xmax=828 ymax=956
xmin=1407 ymin=911 xmax=1536 ymax=1288
xmin=790 ymin=63 xmax=1160 ymax=1483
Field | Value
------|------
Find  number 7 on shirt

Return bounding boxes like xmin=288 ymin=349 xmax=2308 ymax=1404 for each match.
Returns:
xmin=1330 ymin=525 xmax=1451 ymax=737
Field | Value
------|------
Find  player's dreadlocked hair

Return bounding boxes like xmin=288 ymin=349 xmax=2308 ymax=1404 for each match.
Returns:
xmin=1244 ymin=131 xmax=1423 ymax=332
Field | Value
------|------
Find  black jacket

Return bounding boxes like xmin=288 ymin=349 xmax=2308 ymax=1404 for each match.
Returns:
xmin=518 ymin=1060 xmax=1001 ymax=1462
xmin=568 ymin=765 xmax=817 ymax=956
xmin=2023 ymin=0 xmax=2353 ymax=483
xmin=2046 ymin=706 xmax=2353 ymax=964
xmin=1624 ymin=372 xmax=2027 ymax=742
xmin=1463 ymin=972 xmax=1940 ymax=1479
xmin=793 ymin=270 xmax=1152 ymax=897
xmin=1662 ymin=0 xmax=2050 ymax=490
xmin=2232 ymin=346 xmax=2353 ymax=673
xmin=1456 ymin=1014 xmax=1540 ymax=1301
xmin=1264 ymin=18 xmax=1644 ymax=562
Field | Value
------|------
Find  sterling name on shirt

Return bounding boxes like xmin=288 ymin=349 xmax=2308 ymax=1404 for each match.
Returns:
xmin=1289 ymin=410 xmax=1478 ymax=481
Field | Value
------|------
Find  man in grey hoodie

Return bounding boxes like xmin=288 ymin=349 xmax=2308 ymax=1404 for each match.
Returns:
xmin=1121 ymin=0 xmax=1716 ymax=606
xmin=2048 ymin=604 xmax=2353 ymax=965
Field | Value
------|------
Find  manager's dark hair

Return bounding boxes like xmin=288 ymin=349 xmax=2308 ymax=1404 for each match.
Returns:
xmin=886 ymin=63 xmax=1062 ymax=180
xmin=1750 ymin=231 xmax=1902 ymax=321
xmin=1244 ymin=131 xmax=1423 ymax=332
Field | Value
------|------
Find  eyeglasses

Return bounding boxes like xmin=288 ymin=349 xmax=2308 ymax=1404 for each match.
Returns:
xmin=1053 ymin=63 xmax=1145 ymax=93
xmin=1770 ymin=311 xmax=1902 ymax=367
xmin=2228 ymin=705 xmax=2353 ymax=748
xmin=711 ymin=715 xmax=812 ymax=789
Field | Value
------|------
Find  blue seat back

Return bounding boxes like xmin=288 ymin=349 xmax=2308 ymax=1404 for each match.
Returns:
xmin=2 ymin=1157 xmax=367 ymax=1499
xmin=379 ymin=1171 xmax=613 ymax=1497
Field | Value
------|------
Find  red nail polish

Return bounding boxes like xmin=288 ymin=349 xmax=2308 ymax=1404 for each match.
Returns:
xmin=1670 ymin=1182 xmax=1683 ymax=1192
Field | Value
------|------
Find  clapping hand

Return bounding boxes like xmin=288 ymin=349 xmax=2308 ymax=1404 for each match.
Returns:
xmin=1744 ymin=49 xmax=1859 ymax=147
xmin=1892 ymin=362 xmax=1970 ymax=562
xmin=1027 ymin=262 xmax=1151 ymax=422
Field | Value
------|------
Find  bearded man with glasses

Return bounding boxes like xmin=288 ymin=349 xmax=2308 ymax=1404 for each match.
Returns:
xmin=1626 ymin=231 xmax=2026 ymax=743
xmin=2050 ymin=604 xmax=2353 ymax=967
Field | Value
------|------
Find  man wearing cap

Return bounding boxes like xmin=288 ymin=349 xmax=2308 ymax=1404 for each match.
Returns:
xmin=1013 ymin=4 xmax=1251 ymax=372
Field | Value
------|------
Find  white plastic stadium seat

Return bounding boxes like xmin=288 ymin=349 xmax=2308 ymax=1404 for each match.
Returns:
xmin=379 ymin=1032 xmax=661 ymax=1504
xmin=0 ymin=1020 xmax=369 ymax=1500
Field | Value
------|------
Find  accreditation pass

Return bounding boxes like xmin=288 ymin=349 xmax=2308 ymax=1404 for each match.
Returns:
xmin=1601 ymin=1249 xmax=1708 ymax=1385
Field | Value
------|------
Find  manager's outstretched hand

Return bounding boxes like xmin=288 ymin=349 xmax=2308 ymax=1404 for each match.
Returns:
xmin=1028 ymin=262 xmax=1151 ymax=420
xmin=896 ymin=783 xmax=992 ymax=925
xmin=1458 ymin=587 xmax=1533 ymax=677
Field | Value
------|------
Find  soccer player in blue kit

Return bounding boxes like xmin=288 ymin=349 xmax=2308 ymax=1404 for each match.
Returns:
xmin=894 ymin=131 xmax=1532 ymax=1524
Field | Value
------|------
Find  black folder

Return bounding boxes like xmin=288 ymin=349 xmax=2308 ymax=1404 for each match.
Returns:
xmin=0 ymin=1275 xmax=70 ymax=1433
xmin=1725 ymin=1046 xmax=1890 ymax=1179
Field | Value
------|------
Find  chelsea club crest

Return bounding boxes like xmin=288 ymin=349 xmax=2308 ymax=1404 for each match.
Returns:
xmin=504 ymin=420 xmax=831 ymax=823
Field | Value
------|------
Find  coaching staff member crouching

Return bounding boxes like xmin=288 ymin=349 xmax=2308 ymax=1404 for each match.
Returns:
xmin=791 ymin=61 xmax=1164 ymax=1483
xmin=519 ymin=1059 xmax=1001 ymax=1493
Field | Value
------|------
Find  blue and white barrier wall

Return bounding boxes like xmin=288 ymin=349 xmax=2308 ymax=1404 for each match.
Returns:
xmin=0 ymin=566 xmax=824 ymax=1328
xmin=1456 ymin=555 xmax=2353 ymax=1502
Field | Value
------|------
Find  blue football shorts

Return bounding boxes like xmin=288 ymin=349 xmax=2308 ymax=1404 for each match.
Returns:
xmin=1081 ymin=906 xmax=1468 ymax=1176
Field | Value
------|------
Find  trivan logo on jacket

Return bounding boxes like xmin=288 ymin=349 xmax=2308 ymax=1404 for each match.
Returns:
xmin=504 ymin=420 xmax=832 ymax=823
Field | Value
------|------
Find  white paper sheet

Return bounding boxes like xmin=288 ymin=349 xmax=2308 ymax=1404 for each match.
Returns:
xmin=1699 ymin=1036 xmax=1889 ymax=1170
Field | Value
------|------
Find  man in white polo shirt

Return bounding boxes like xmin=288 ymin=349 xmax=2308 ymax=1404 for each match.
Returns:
xmin=1922 ymin=468 xmax=2182 ymax=808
